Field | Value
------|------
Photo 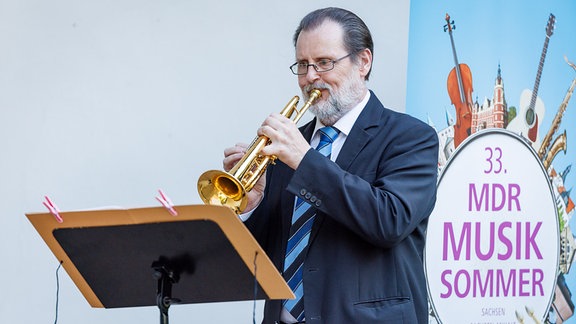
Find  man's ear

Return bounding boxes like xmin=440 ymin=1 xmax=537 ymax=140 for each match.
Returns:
xmin=357 ymin=48 xmax=373 ymax=79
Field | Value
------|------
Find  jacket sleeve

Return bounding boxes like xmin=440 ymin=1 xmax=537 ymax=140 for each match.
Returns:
xmin=286 ymin=114 xmax=439 ymax=248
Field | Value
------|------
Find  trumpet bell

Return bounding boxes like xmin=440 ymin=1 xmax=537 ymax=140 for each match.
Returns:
xmin=197 ymin=170 xmax=247 ymax=214
xmin=196 ymin=89 xmax=321 ymax=215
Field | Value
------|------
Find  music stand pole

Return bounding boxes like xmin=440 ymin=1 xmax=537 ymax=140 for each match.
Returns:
xmin=152 ymin=261 xmax=181 ymax=324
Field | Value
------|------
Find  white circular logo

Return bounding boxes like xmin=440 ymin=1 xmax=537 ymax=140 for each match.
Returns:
xmin=425 ymin=129 xmax=559 ymax=323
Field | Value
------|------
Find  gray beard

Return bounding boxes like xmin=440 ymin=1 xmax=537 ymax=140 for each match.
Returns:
xmin=303 ymin=76 xmax=366 ymax=126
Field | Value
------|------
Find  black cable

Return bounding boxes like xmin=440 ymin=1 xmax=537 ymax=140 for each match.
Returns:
xmin=54 ymin=261 xmax=63 ymax=324
xmin=253 ymin=251 xmax=258 ymax=324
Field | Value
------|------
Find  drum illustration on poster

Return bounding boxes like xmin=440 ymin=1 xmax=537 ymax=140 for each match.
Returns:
xmin=425 ymin=129 xmax=559 ymax=323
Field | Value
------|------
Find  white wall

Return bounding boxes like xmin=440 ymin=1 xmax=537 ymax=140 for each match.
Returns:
xmin=0 ymin=1 xmax=410 ymax=323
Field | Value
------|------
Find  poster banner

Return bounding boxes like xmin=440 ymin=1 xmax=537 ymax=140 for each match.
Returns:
xmin=425 ymin=129 xmax=559 ymax=323
xmin=406 ymin=1 xmax=576 ymax=323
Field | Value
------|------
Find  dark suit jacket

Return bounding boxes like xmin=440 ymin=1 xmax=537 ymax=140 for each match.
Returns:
xmin=245 ymin=91 xmax=439 ymax=324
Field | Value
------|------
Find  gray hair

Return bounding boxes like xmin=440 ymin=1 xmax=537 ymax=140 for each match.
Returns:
xmin=293 ymin=7 xmax=374 ymax=80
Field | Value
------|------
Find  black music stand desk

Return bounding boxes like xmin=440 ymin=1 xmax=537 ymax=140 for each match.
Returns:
xmin=26 ymin=204 xmax=293 ymax=323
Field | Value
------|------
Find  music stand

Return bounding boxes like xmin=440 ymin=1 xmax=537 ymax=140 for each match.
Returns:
xmin=26 ymin=204 xmax=294 ymax=323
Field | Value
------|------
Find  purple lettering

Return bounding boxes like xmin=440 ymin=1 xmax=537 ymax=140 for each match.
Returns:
xmin=440 ymin=270 xmax=452 ymax=298
xmin=496 ymin=269 xmax=516 ymax=297
xmin=519 ymin=269 xmax=530 ymax=296
xmin=473 ymin=269 xmax=493 ymax=297
xmin=475 ymin=222 xmax=495 ymax=260
xmin=533 ymin=268 xmax=544 ymax=296
xmin=508 ymin=183 xmax=521 ymax=211
xmin=438 ymin=268 xmax=545 ymax=298
xmin=492 ymin=184 xmax=506 ymax=211
xmin=525 ymin=222 xmax=543 ymax=259
xmin=443 ymin=221 xmax=542 ymax=262
xmin=469 ymin=183 xmax=489 ymax=211
xmin=455 ymin=270 xmax=471 ymax=297
xmin=468 ymin=183 xmax=522 ymax=211
xmin=443 ymin=222 xmax=471 ymax=261
xmin=516 ymin=222 xmax=522 ymax=260
xmin=497 ymin=221 xmax=513 ymax=260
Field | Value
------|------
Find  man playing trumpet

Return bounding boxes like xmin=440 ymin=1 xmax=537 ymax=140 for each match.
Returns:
xmin=223 ymin=7 xmax=438 ymax=324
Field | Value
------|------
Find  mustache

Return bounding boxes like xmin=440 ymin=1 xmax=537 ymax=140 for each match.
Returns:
xmin=304 ymin=83 xmax=331 ymax=96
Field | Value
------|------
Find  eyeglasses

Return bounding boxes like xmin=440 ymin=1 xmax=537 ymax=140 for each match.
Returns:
xmin=289 ymin=53 xmax=353 ymax=75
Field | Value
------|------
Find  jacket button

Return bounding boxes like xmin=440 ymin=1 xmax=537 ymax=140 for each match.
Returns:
xmin=305 ymin=192 xmax=312 ymax=199
xmin=310 ymin=196 xmax=317 ymax=203
xmin=315 ymin=199 xmax=321 ymax=207
xmin=300 ymin=189 xmax=307 ymax=196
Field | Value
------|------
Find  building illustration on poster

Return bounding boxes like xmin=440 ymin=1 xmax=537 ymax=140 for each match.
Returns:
xmin=406 ymin=1 xmax=576 ymax=323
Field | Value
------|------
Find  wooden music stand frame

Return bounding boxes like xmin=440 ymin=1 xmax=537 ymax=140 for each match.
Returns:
xmin=26 ymin=204 xmax=293 ymax=323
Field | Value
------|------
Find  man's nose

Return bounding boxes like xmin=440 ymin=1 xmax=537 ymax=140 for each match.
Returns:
xmin=305 ymin=65 xmax=321 ymax=83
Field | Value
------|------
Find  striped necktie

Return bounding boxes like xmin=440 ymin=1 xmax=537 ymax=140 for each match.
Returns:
xmin=283 ymin=126 xmax=339 ymax=321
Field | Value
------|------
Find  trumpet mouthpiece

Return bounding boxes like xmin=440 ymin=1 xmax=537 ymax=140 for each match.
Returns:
xmin=309 ymin=89 xmax=322 ymax=99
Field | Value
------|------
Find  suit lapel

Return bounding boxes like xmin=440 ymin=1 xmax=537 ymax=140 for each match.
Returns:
xmin=335 ymin=91 xmax=382 ymax=170
xmin=308 ymin=91 xmax=384 ymax=247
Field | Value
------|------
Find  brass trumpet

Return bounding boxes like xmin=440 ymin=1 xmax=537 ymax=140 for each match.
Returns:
xmin=197 ymin=89 xmax=322 ymax=214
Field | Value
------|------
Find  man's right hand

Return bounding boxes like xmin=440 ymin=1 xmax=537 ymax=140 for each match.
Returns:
xmin=223 ymin=143 xmax=266 ymax=213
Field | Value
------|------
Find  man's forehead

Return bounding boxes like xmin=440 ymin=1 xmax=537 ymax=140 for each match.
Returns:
xmin=295 ymin=20 xmax=346 ymax=58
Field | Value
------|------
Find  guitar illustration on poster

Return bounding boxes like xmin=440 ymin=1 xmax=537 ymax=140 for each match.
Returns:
xmin=507 ymin=13 xmax=555 ymax=150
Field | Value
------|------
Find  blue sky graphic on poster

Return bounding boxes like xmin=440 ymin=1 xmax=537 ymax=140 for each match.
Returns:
xmin=406 ymin=1 xmax=576 ymax=322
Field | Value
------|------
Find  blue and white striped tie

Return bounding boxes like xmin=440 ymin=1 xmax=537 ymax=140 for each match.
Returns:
xmin=283 ymin=126 xmax=339 ymax=321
